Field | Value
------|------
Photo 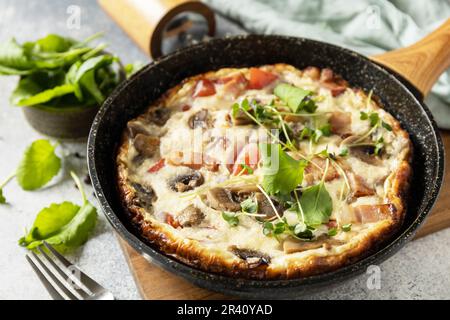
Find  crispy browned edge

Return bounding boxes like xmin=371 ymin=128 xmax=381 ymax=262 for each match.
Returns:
xmin=115 ymin=64 xmax=413 ymax=280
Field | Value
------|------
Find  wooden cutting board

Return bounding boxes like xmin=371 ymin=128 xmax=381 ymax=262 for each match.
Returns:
xmin=117 ymin=132 xmax=450 ymax=300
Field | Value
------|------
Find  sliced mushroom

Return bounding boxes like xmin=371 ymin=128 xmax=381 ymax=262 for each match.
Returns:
xmin=131 ymin=182 xmax=157 ymax=211
xmin=231 ymin=109 xmax=253 ymax=125
xmin=283 ymin=236 xmax=345 ymax=254
xmin=127 ymin=120 xmax=150 ymax=138
xmin=230 ymin=246 xmax=271 ymax=268
xmin=188 ymin=109 xmax=211 ymax=129
xmin=177 ymin=205 xmax=205 ymax=227
xmin=169 ymin=171 xmax=204 ymax=192
xmin=133 ymin=133 xmax=160 ymax=158
xmin=205 ymin=187 xmax=241 ymax=212
xmin=146 ymin=106 xmax=171 ymax=126
xmin=254 ymin=193 xmax=284 ymax=219
xmin=341 ymin=135 xmax=382 ymax=165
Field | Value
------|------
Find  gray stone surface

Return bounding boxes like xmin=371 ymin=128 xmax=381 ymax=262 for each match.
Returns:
xmin=0 ymin=0 xmax=449 ymax=300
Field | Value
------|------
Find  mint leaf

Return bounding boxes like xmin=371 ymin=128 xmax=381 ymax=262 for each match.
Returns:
xmin=274 ymin=83 xmax=316 ymax=113
xmin=19 ymin=172 xmax=97 ymax=251
xmin=16 ymin=139 xmax=61 ymax=191
xmin=260 ymin=144 xmax=307 ymax=196
xmin=299 ymin=181 xmax=333 ymax=225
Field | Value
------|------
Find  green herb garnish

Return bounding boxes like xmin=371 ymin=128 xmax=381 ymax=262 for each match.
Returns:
xmin=274 ymin=83 xmax=317 ymax=113
xmin=0 ymin=33 xmax=128 ymax=108
xmin=327 ymin=227 xmax=338 ymax=236
xmin=259 ymin=144 xmax=308 ymax=196
xmin=222 ymin=211 xmax=240 ymax=227
xmin=240 ymin=198 xmax=258 ymax=214
xmin=341 ymin=223 xmax=352 ymax=232
xmin=19 ymin=172 xmax=97 ymax=251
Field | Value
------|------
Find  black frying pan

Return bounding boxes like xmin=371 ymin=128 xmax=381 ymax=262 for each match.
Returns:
xmin=87 ymin=30 xmax=447 ymax=298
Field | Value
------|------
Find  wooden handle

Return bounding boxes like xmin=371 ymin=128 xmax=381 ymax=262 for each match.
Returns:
xmin=98 ymin=0 xmax=215 ymax=58
xmin=371 ymin=19 xmax=450 ymax=96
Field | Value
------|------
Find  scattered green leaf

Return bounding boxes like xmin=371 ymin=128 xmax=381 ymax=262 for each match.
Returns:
xmin=19 ymin=172 xmax=97 ymax=251
xmin=16 ymin=139 xmax=61 ymax=191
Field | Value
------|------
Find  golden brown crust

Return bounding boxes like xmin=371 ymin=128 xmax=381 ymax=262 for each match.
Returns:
xmin=115 ymin=64 xmax=412 ymax=279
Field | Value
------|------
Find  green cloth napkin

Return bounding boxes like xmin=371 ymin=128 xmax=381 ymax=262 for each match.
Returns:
xmin=204 ymin=0 xmax=450 ymax=128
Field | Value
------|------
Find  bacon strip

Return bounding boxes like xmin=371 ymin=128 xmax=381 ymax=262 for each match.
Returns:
xmin=329 ymin=112 xmax=352 ymax=136
xmin=167 ymin=151 xmax=219 ymax=172
xmin=319 ymin=68 xmax=348 ymax=97
xmin=304 ymin=157 xmax=340 ymax=185
xmin=351 ymin=204 xmax=395 ymax=223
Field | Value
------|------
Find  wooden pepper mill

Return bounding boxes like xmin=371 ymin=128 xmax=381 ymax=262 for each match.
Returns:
xmin=98 ymin=0 xmax=216 ymax=59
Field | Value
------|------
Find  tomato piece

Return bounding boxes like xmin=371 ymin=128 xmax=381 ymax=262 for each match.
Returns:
xmin=165 ymin=213 xmax=180 ymax=228
xmin=181 ymin=104 xmax=191 ymax=112
xmin=148 ymin=158 xmax=165 ymax=173
xmin=193 ymin=79 xmax=216 ymax=97
xmin=231 ymin=143 xmax=260 ymax=175
xmin=247 ymin=68 xmax=277 ymax=89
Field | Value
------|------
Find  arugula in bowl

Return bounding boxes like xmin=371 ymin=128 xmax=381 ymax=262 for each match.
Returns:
xmin=0 ymin=33 xmax=127 ymax=109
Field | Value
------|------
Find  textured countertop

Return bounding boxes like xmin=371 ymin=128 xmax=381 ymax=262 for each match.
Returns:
xmin=0 ymin=0 xmax=449 ymax=300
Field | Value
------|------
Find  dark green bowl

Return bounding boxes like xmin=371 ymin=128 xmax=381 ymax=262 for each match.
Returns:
xmin=22 ymin=104 xmax=100 ymax=139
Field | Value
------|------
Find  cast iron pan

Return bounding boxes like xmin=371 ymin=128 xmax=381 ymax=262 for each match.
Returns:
xmin=87 ymin=25 xmax=448 ymax=298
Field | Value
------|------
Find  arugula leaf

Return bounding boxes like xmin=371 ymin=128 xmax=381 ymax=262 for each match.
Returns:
xmin=241 ymin=198 xmax=258 ymax=214
xmin=34 ymin=34 xmax=75 ymax=53
xmin=1 ymin=34 xmax=125 ymax=108
xmin=0 ymin=38 xmax=34 ymax=75
xmin=11 ymin=77 xmax=74 ymax=106
xmin=260 ymin=144 xmax=307 ymax=196
xmin=299 ymin=181 xmax=333 ymax=225
xmin=274 ymin=83 xmax=316 ymax=113
xmin=222 ymin=211 xmax=239 ymax=227
xmin=19 ymin=172 xmax=97 ymax=251
xmin=16 ymin=139 xmax=61 ymax=191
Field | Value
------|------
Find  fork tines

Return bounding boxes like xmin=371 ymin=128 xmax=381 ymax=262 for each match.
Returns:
xmin=25 ymin=242 xmax=114 ymax=300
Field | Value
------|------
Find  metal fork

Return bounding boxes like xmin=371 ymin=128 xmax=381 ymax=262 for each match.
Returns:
xmin=25 ymin=241 xmax=114 ymax=300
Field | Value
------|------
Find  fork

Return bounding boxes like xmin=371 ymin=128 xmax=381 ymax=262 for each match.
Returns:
xmin=25 ymin=241 xmax=114 ymax=300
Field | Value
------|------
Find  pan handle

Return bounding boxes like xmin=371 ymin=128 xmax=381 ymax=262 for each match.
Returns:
xmin=371 ymin=18 xmax=450 ymax=97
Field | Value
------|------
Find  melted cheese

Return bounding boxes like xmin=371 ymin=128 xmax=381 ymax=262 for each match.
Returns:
xmin=122 ymin=64 xmax=410 ymax=266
